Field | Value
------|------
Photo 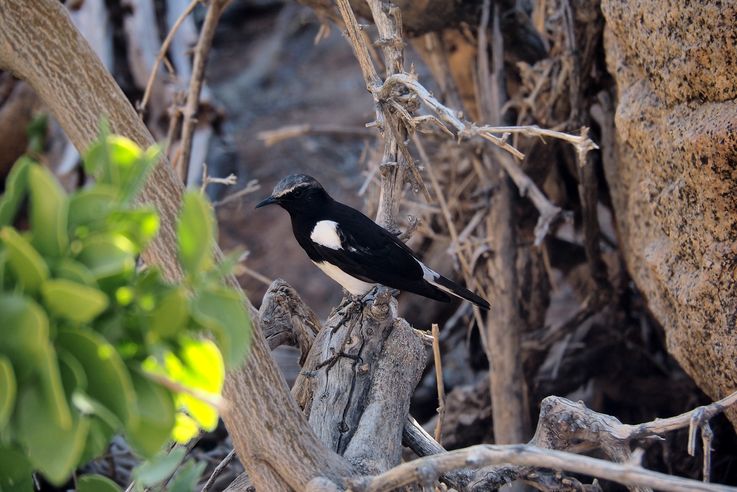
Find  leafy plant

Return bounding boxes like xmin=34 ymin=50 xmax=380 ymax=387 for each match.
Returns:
xmin=0 ymin=135 xmax=251 ymax=490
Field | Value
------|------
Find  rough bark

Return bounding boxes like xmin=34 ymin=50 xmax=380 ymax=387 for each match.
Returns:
xmin=0 ymin=1 xmax=353 ymax=489
xmin=601 ymin=0 xmax=737 ymax=428
xmin=295 ymin=289 xmax=429 ymax=474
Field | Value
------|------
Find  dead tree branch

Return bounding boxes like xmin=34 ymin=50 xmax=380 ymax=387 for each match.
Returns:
xmin=477 ymin=1 xmax=529 ymax=448
xmin=178 ymin=0 xmax=229 ymax=184
xmin=335 ymin=0 xmax=595 ymax=244
xmin=296 ymin=288 xmax=429 ymax=474
xmin=138 ymin=0 xmax=201 ymax=114
xmin=260 ymin=279 xmax=322 ymax=364
xmin=350 ymin=444 xmax=736 ymax=492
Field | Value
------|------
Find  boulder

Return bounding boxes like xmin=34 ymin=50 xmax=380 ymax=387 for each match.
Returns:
xmin=602 ymin=0 xmax=737 ymax=425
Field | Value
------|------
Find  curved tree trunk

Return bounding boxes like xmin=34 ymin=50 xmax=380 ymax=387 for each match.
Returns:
xmin=0 ymin=1 xmax=352 ymax=489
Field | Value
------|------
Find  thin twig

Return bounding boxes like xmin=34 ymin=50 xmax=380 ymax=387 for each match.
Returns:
xmin=334 ymin=0 xmax=381 ymax=88
xmin=377 ymin=72 xmax=583 ymax=243
xmin=233 ymin=250 xmax=274 ymax=286
xmin=349 ymin=444 xmax=737 ymax=492
xmin=138 ymin=0 xmax=201 ymax=114
xmin=258 ymin=123 xmax=375 ymax=146
xmin=200 ymin=163 xmax=237 ymax=193
xmin=234 ymin=264 xmax=273 ymax=287
xmin=179 ymin=0 xmax=231 ymax=184
xmin=431 ymin=323 xmax=446 ymax=442
xmin=412 ymin=134 xmax=487 ymax=333
xmin=214 ymin=180 xmax=261 ymax=207
xmin=145 ymin=372 xmax=229 ymax=414
xmin=623 ymin=390 xmax=737 ymax=439
xmin=201 ymin=449 xmax=236 ymax=492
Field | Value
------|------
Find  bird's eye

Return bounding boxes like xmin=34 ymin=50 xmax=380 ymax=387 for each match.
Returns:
xmin=292 ymin=188 xmax=305 ymax=197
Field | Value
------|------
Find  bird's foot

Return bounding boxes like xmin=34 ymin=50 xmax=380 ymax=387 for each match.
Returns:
xmin=337 ymin=290 xmax=373 ymax=313
xmin=316 ymin=351 xmax=362 ymax=371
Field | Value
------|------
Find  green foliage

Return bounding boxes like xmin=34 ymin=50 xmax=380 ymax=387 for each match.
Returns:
xmin=77 ymin=474 xmax=122 ymax=492
xmin=0 ymin=135 xmax=251 ymax=489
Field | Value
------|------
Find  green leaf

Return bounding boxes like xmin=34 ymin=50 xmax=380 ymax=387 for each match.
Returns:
xmin=77 ymin=474 xmax=122 ymax=492
xmin=0 ymin=357 xmax=16 ymax=430
xmin=71 ymin=391 xmax=122 ymax=431
xmin=0 ymin=227 xmax=48 ymax=293
xmin=126 ymin=372 xmax=175 ymax=458
xmin=107 ymin=136 xmax=142 ymax=182
xmin=56 ymin=329 xmax=137 ymax=428
xmin=143 ymin=339 xmax=223 ymax=434
xmin=171 ymin=413 xmax=199 ymax=444
xmin=191 ymin=288 xmax=251 ymax=368
xmin=75 ymin=234 xmax=136 ymax=282
xmin=134 ymin=447 xmax=186 ymax=487
xmin=57 ymin=349 xmax=88 ymax=397
xmin=82 ymin=134 xmax=112 ymax=183
xmin=0 ymin=156 xmax=32 ymax=227
xmin=119 ymin=144 xmax=160 ymax=204
xmin=0 ymin=294 xmax=71 ymax=428
xmin=41 ymin=278 xmax=109 ymax=323
xmin=168 ymin=460 xmax=206 ymax=492
xmin=79 ymin=417 xmax=115 ymax=465
xmin=0 ymin=447 xmax=34 ymax=492
xmin=107 ymin=208 xmax=160 ymax=250
xmin=28 ymin=164 xmax=69 ymax=257
xmin=177 ymin=191 xmax=214 ymax=277
xmin=17 ymin=388 xmax=89 ymax=485
xmin=178 ymin=339 xmax=223 ymax=427
xmin=68 ymin=185 xmax=119 ymax=234
xmin=52 ymin=258 xmax=97 ymax=287
xmin=149 ymin=288 xmax=188 ymax=339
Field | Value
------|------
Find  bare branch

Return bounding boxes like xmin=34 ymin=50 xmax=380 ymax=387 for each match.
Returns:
xmin=201 ymin=449 xmax=236 ymax=492
xmin=138 ymin=0 xmax=201 ymax=114
xmin=258 ymin=123 xmax=375 ymax=146
xmin=178 ymin=0 xmax=230 ymax=183
xmin=350 ymin=444 xmax=737 ymax=492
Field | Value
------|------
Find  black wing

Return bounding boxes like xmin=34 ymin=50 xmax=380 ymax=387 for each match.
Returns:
xmin=312 ymin=202 xmax=450 ymax=302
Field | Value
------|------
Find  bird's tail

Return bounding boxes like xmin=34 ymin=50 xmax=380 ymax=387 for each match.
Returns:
xmin=430 ymin=274 xmax=490 ymax=310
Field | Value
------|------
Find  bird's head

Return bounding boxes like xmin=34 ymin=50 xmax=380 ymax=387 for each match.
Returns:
xmin=255 ymin=174 xmax=328 ymax=213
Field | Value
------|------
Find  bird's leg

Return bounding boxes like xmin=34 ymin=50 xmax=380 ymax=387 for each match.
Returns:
xmin=332 ymin=292 xmax=363 ymax=333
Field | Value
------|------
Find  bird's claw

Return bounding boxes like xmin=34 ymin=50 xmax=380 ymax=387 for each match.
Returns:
xmin=316 ymin=351 xmax=362 ymax=370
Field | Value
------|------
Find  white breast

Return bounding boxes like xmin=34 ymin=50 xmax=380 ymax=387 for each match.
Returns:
xmin=310 ymin=220 xmax=343 ymax=250
xmin=312 ymin=261 xmax=374 ymax=295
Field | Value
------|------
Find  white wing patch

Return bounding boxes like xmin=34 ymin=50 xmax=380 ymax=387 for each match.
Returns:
xmin=310 ymin=220 xmax=343 ymax=250
xmin=312 ymin=261 xmax=375 ymax=295
xmin=417 ymin=259 xmax=455 ymax=295
xmin=418 ymin=259 xmax=440 ymax=282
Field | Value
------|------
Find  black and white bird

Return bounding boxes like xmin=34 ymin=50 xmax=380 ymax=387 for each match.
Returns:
xmin=256 ymin=174 xmax=490 ymax=310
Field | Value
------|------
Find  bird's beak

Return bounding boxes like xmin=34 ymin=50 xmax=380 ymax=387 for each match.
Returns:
xmin=255 ymin=195 xmax=278 ymax=209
